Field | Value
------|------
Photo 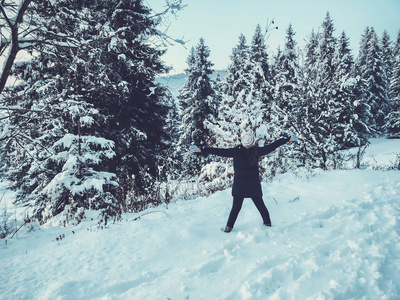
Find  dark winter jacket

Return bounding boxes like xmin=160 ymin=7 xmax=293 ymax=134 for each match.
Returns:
xmin=202 ymin=138 xmax=289 ymax=198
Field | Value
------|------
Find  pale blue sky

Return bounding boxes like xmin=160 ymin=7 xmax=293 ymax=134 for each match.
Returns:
xmin=147 ymin=0 xmax=400 ymax=74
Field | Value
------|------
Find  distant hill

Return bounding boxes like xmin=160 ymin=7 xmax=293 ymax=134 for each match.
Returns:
xmin=156 ymin=70 xmax=226 ymax=98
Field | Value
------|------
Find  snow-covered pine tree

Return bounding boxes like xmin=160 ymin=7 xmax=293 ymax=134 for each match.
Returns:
xmin=331 ymin=31 xmax=368 ymax=148
xmin=161 ymin=93 xmax=181 ymax=182
xmin=381 ymin=30 xmax=394 ymax=88
xmin=384 ymin=52 xmax=400 ymax=137
xmin=291 ymin=29 xmax=317 ymax=167
xmin=178 ymin=38 xmax=215 ymax=177
xmin=224 ymin=34 xmax=250 ymax=99
xmin=221 ymin=28 xmax=273 ymax=138
xmin=295 ymin=13 xmax=365 ymax=169
xmin=353 ymin=27 xmax=375 ymax=136
xmin=272 ymin=24 xmax=300 ymax=134
xmin=225 ymin=26 xmax=273 ymax=138
xmin=393 ymin=31 xmax=400 ymax=60
xmin=304 ymin=29 xmax=319 ymax=75
xmin=250 ymin=24 xmax=272 ymax=89
xmin=296 ymin=12 xmax=340 ymax=170
xmin=383 ymin=31 xmax=400 ymax=137
xmin=356 ymin=27 xmax=391 ymax=134
xmin=249 ymin=24 xmax=274 ymax=123
xmin=213 ymin=26 xmax=273 ymax=144
xmin=212 ymin=72 xmax=225 ymax=106
xmin=211 ymin=33 xmax=252 ymax=146
xmin=4 ymin=55 xmax=119 ymax=224
xmin=2 ymin=0 xmax=175 ymax=223
xmin=267 ymin=24 xmax=301 ymax=176
xmin=316 ymin=12 xmax=337 ymax=111
xmin=2 ymin=1 xmax=122 ymax=224
xmin=94 ymin=0 xmax=173 ymax=212
xmin=271 ymin=46 xmax=283 ymax=78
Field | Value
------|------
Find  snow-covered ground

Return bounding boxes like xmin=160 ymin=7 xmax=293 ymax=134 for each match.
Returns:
xmin=1 ymin=138 xmax=400 ymax=299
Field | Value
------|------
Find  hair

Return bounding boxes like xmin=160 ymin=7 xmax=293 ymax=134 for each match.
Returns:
xmin=246 ymin=146 xmax=259 ymax=166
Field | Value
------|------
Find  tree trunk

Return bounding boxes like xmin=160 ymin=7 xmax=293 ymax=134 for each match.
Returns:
xmin=0 ymin=0 xmax=32 ymax=95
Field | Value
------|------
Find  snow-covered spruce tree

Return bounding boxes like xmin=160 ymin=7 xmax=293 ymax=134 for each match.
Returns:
xmin=249 ymin=24 xmax=274 ymax=125
xmin=161 ymin=92 xmax=181 ymax=182
xmin=393 ymin=31 xmax=400 ymax=61
xmin=93 ymin=0 xmax=173 ymax=212
xmin=356 ymin=27 xmax=391 ymax=135
xmin=304 ymin=29 xmax=319 ymax=72
xmin=330 ymin=31 xmax=368 ymax=148
xmin=293 ymin=29 xmax=318 ymax=167
xmin=217 ymin=26 xmax=273 ymax=140
xmin=384 ymin=31 xmax=400 ymax=137
xmin=272 ymin=24 xmax=300 ymax=134
xmin=2 ymin=2 xmax=120 ymax=224
xmin=222 ymin=27 xmax=273 ymax=134
xmin=224 ymin=34 xmax=251 ymax=99
xmin=384 ymin=53 xmax=400 ymax=137
xmin=177 ymin=38 xmax=216 ymax=177
xmin=3 ymin=57 xmax=119 ymax=224
xmin=352 ymin=27 xmax=376 ymax=137
xmin=193 ymin=64 xmax=230 ymax=195
xmin=267 ymin=24 xmax=301 ymax=176
xmin=296 ymin=13 xmax=364 ymax=169
xmin=381 ymin=30 xmax=394 ymax=88
xmin=295 ymin=13 xmax=340 ymax=170
xmin=2 ymin=0 xmax=176 ymax=223
xmin=271 ymin=45 xmax=282 ymax=79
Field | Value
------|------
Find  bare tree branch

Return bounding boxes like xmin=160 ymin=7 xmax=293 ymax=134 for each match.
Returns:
xmin=0 ymin=0 xmax=32 ymax=95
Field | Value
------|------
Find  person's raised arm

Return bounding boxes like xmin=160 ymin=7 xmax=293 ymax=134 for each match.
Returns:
xmin=189 ymin=145 xmax=235 ymax=158
xmin=259 ymin=134 xmax=298 ymax=157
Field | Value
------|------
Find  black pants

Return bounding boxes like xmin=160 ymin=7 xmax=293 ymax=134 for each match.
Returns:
xmin=227 ymin=197 xmax=271 ymax=228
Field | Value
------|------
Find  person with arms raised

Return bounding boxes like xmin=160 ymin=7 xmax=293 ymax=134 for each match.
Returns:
xmin=190 ymin=132 xmax=298 ymax=233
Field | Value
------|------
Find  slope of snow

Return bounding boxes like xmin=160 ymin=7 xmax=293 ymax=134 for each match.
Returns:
xmin=1 ymin=139 xmax=400 ymax=299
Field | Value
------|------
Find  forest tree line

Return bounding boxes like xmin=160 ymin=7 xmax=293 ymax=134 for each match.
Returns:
xmin=177 ymin=12 xmax=400 ymax=196
xmin=0 ymin=0 xmax=399 ymax=230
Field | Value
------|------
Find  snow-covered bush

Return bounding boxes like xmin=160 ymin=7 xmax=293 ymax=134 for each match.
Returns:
xmin=199 ymin=161 xmax=234 ymax=195
xmin=36 ymin=133 xmax=119 ymax=224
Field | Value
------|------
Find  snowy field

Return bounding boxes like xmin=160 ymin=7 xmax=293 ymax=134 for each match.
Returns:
xmin=1 ymin=138 xmax=400 ymax=299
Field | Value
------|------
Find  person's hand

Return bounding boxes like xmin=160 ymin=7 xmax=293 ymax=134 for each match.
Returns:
xmin=189 ymin=145 xmax=201 ymax=153
xmin=289 ymin=134 xmax=299 ymax=142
